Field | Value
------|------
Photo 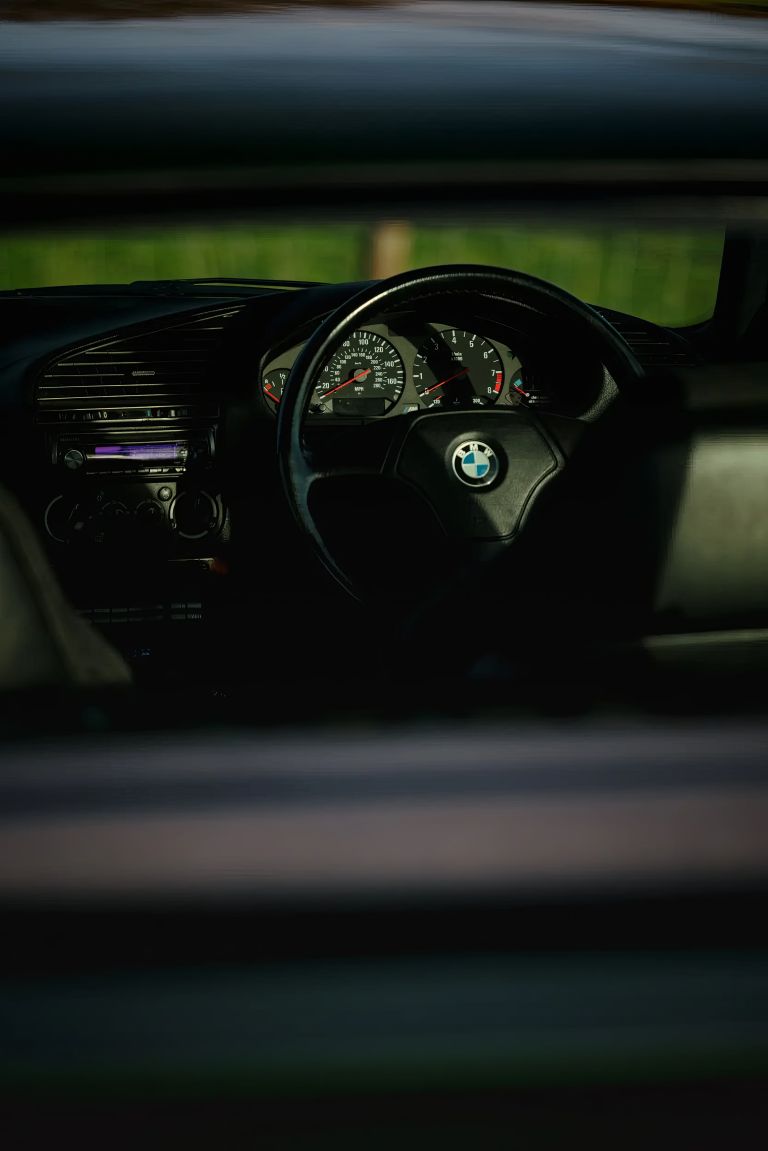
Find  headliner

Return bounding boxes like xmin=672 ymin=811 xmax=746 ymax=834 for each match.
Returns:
xmin=2 ymin=3 xmax=768 ymax=222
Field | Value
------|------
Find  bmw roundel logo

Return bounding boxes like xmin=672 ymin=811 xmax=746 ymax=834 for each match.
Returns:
xmin=452 ymin=441 xmax=499 ymax=487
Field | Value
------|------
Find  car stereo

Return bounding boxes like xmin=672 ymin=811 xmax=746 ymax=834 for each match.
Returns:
xmin=52 ymin=429 xmax=214 ymax=475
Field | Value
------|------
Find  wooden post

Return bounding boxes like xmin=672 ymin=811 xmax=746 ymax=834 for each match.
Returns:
xmin=367 ymin=220 xmax=413 ymax=279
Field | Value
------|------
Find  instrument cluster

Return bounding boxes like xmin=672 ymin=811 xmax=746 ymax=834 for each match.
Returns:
xmin=261 ymin=321 xmax=575 ymax=420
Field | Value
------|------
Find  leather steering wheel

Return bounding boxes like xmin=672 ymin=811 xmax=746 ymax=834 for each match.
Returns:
xmin=276 ymin=264 xmax=645 ymax=599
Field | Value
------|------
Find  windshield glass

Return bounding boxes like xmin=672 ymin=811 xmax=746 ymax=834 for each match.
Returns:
xmin=0 ymin=222 xmax=724 ymax=328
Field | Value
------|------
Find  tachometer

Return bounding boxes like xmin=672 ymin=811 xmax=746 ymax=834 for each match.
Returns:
xmin=413 ymin=329 xmax=504 ymax=409
xmin=311 ymin=330 xmax=405 ymax=416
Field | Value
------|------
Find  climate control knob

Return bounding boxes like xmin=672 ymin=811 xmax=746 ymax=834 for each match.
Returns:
xmin=135 ymin=500 xmax=164 ymax=526
xmin=44 ymin=494 xmax=82 ymax=542
xmin=101 ymin=501 xmax=128 ymax=520
xmin=170 ymin=490 xmax=218 ymax=539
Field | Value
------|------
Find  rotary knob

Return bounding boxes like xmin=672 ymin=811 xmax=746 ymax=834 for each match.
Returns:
xmin=83 ymin=500 xmax=128 ymax=546
xmin=63 ymin=448 xmax=85 ymax=471
xmin=170 ymin=490 xmax=218 ymax=539
xmin=135 ymin=500 xmax=165 ymax=530
xmin=44 ymin=494 xmax=82 ymax=542
xmin=101 ymin=501 xmax=128 ymax=520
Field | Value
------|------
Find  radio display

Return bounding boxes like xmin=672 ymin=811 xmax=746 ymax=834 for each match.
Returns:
xmin=92 ymin=443 xmax=189 ymax=462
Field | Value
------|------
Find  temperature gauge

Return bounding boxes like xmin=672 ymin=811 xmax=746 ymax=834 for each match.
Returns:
xmin=509 ymin=367 xmax=551 ymax=408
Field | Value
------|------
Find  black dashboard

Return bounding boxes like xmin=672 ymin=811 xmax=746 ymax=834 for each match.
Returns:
xmin=0 ymin=276 xmax=712 ymax=685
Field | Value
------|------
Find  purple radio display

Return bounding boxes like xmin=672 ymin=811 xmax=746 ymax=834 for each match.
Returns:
xmin=93 ymin=443 xmax=188 ymax=462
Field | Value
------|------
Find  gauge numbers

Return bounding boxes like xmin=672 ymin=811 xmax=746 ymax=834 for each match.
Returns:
xmin=311 ymin=330 xmax=405 ymax=416
xmin=413 ymin=329 xmax=504 ymax=409
xmin=263 ymin=327 xmax=534 ymax=417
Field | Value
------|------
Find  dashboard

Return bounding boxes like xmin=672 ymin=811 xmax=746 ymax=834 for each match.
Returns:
xmin=0 ymin=276 xmax=703 ymax=685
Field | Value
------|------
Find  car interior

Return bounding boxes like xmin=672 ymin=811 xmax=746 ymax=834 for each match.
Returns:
xmin=1 ymin=2 xmax=767 ymax=1145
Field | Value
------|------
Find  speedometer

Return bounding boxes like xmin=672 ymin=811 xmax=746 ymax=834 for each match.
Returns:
xmin=310 ymin=330 xmax=405 ymax=416
xmin=413 ymin=329 xmax=504 ymax=409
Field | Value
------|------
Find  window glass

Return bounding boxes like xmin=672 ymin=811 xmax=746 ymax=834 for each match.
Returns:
xmin=0 ymin=223 xmax=724 ymax=328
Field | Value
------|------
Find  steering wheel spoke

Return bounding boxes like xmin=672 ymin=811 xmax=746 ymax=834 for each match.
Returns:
xmin=302 ymin=418 xmax=402 ymax=485
xmin=534 ymin=411 xmax=591 ymax=461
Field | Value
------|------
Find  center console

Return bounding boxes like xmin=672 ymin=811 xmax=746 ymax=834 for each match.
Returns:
xmin=40 ymin=421 xmax=231 ymax=682
xmin=44 ymin=425 xmax=224 ymax=552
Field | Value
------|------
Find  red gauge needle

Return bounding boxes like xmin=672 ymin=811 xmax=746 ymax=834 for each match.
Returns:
xmin=264 ymin=386 xmax=281 ymax=404
xmin=320 ymin=369 xmax=371 ymax=399
xmin=424 ymin=368 xmax=468 ymax=394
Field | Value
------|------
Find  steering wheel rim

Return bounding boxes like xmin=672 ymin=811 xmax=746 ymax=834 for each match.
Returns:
xmin=276 ymin=264 xmax=645 ymax=598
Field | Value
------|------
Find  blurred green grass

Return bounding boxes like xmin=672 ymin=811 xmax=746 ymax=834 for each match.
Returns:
xmin=0 ymin=223 xmax=724 ymax=327
xmin=411 ymin=226 xmax=724 ymax=326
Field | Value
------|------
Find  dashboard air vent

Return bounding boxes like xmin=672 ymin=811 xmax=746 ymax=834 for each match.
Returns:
xmin=597 ymin=309 xmax=699 ymax=369
xmin=35 ymin=305 xmax=244 ymax=421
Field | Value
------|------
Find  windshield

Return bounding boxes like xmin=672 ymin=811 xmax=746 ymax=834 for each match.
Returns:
xmin=0 ymin=221 xmax=724 ymax=328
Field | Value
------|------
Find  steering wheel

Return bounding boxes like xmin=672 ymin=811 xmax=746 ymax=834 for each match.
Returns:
xmin=276 ymin=265 xmax=645 ymax=600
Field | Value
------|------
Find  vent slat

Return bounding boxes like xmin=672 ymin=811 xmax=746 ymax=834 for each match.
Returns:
xmin=40 ymin=385 xmax=209 ymax=391
xmin=39 ymin=390 xmax=209 ymax=401
xmin=42 ymin=371 xmax=208 ymax=380
xmin=39 ymin=386 xmax=208 ymax=395
xmin=62 ymin=354 xmax=213 ymax=363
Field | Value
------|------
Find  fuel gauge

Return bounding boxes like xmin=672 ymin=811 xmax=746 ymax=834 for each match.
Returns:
xmin=262 ymin=367 xmax=289 ymax=406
